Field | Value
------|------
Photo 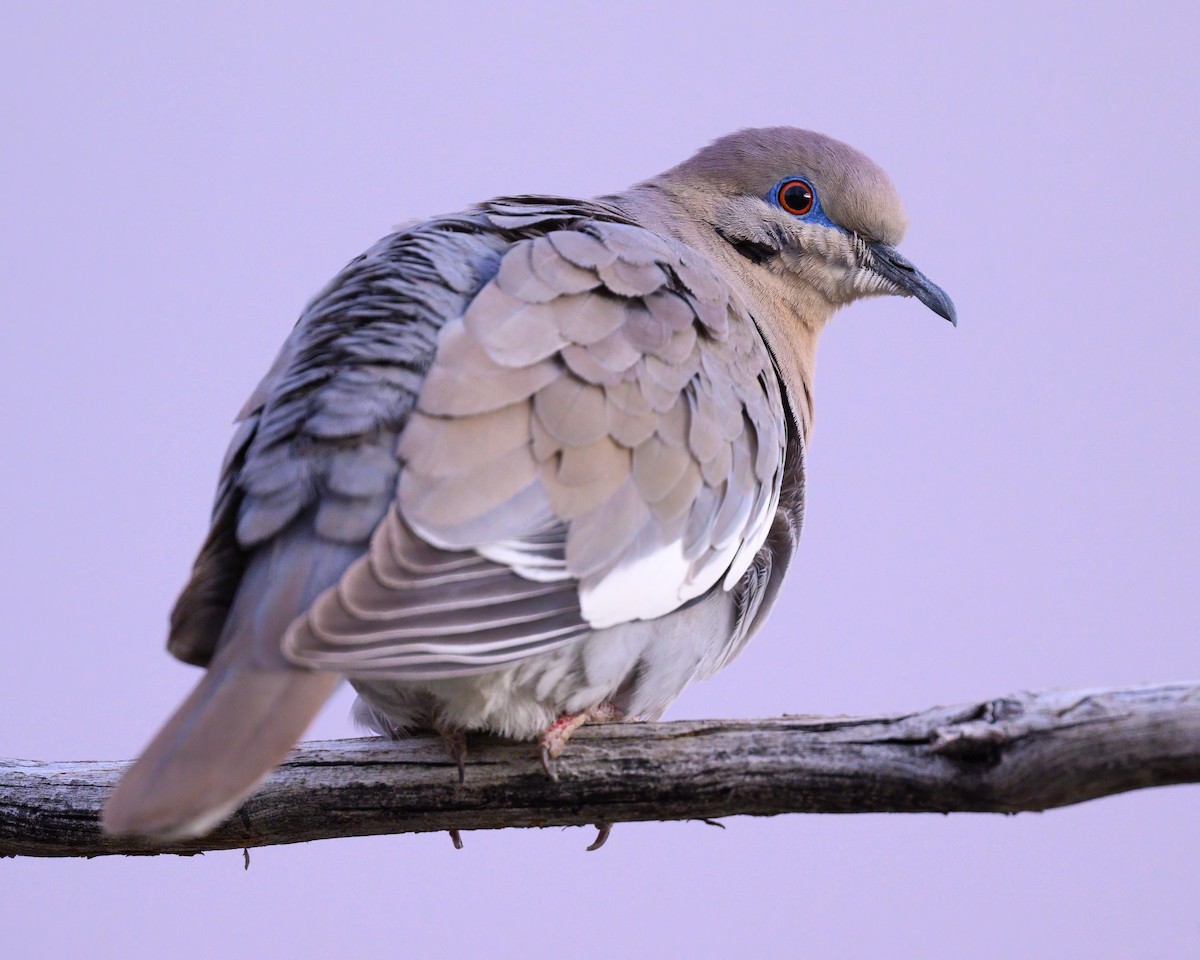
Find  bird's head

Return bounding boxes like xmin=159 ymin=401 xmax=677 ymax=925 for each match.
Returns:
xmin=654 ymin=126 xmax=956 ymax=326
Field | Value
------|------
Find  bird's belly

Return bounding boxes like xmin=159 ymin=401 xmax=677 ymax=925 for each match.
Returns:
xmin=349 ymin=586 xmax=738 ymax=740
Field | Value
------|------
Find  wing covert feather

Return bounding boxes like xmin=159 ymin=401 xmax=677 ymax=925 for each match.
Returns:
xmin=284 ymin=201 xmax=793 ymax=677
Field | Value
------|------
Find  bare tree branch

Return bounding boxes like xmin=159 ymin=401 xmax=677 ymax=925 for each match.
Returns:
xmin=2 ymin=681 xmax=1197 ymax=858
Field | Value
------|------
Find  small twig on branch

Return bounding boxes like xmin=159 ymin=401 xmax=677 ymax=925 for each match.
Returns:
xmin=2 ymin=681 xmax=1197 ymax=858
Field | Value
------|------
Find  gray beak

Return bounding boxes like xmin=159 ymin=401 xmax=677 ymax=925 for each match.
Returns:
xmin=866 ymin=242 xmax=957 ymax=326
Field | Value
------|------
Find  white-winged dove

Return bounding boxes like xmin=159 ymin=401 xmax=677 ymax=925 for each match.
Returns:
xmin=102 ymin=127 xmax=955 ymax=839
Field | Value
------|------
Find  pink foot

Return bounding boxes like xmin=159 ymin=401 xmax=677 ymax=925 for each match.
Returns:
xmin=537 ymin=702 xmax=623 ymax=781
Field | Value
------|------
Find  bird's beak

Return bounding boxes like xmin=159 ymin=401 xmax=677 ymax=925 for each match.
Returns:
xmin=864 ymin=242 xmax=957 ymax=326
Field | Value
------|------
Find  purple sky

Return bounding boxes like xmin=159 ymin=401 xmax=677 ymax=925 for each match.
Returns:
xmin=3 ymin=3 xmax=1197 ymax=956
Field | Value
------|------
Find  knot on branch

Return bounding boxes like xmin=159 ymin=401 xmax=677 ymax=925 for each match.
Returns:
xmin=931 ymin=721 xmax=1008 ymax=765
xmin=930 ymin=697 xmax=1027 ymax=766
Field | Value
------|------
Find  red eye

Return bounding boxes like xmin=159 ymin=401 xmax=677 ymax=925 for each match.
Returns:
xmin=777 ymin=179 xmax=815 ymax=216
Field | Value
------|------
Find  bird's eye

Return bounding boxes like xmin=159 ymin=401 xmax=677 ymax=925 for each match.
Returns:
xmin=777 ymin=179 xmax=815 ymax=216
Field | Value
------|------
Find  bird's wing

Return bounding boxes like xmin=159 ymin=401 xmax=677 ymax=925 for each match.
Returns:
xmin=284 ymin=211 xmax=790 ymax=679
xmin=166 ymin=220 xmax=510 ymax=666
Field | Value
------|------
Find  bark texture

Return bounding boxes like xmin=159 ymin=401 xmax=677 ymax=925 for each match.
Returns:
xmin=2 ymin=682 xmax=1197 ymax=858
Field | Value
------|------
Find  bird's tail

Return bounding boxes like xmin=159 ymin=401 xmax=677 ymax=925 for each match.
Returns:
xmin=102 ymin=530 xmax=355 ymax=840
xmin=100 ymin=658 xmax=338 ymax=839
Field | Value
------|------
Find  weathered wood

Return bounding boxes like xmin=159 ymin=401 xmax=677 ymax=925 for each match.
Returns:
xmin=2 ymin=681 xmax=1197 ymax=858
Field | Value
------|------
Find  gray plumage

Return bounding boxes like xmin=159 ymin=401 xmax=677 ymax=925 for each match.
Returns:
xmin=102 ymin=127 xmax=955 ymax=839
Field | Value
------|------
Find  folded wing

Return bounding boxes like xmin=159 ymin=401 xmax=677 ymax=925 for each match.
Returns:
xmin=285 ymin=209 xmax=789 ymax=679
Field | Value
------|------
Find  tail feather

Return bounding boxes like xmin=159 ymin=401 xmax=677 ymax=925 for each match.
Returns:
xmin=102 ymin=523 xmax=358 ymax=839
xmin=100 ymin=663 xmax=339 ymax=839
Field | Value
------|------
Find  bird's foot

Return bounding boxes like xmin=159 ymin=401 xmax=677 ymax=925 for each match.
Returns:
xmin=538 ymin=701 xmax=623 ymax=781
xmin=438 ymin=727 xmax=468 ymax=784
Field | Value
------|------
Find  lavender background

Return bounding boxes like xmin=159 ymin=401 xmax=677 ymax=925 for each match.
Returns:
xmin=3 ymin=3 xmax=1197 ymax=956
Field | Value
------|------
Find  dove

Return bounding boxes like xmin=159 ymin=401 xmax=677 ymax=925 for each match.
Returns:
xmin=101 ymin=126 xmax=955 ymax=840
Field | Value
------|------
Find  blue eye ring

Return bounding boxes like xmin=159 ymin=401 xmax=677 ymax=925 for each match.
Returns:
xmin=775 ymin=177 xmax=816 ymax=216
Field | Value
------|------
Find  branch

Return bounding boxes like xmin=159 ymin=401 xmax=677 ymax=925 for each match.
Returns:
xmin=3 ymin=682 xmax=1198 ymax=858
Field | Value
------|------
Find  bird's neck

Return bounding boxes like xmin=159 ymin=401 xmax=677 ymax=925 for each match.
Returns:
xmin=608 ymin=183 xmax=831 ymax=442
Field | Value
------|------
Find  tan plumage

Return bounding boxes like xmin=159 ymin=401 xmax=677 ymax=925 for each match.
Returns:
xmin=103 ymin=127 xmax=954 ymax=839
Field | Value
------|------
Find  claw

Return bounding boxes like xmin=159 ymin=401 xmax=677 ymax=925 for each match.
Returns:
xmin=540 ymin=742 xmax=559 ymax=781
xmin=448 ymin=829 xmax=464 ymax=850
xmin=586 ymin=822 xmax=612 ymax=852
